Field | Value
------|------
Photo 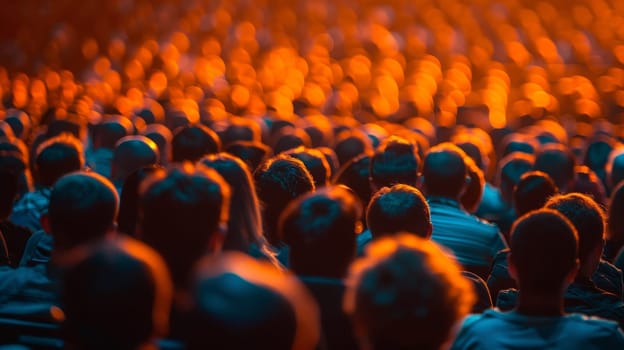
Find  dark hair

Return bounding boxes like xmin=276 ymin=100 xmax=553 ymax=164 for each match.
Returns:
xmin=279 ymin=186 xmax=362 ymax=278
xmin=608 ymin=182 xmax=624 ymax=259
xmin=545 ymin=193 xmax=605 ymax=267
xmin=140 ymin=166 xmax=230 ymax=288
xmin=509 ymin=209 xmax=578 ymax=293
xmin=498 ymin=152 xmax=535 ymax=203
xmin=254 ymin=155 xmax=315 ymax=245
xmin=200 ymin=153 xmax=275 ymax=261
xmin=225 ymin=141 xmax=270 ymax=173
xmin=186 ymin=253 xmax=319 ymax=350
xmin=285 ymin=147 xmax=331 ymax=188
xmin=534 ymin=144 xmax=576 ymax=192
xmin=0 ymin=168 xmax=19 ymax=218
xmin=369 ymin=136 xmax=420 ymax=189
xmin=272 ymin=127 xmax=311 ymax=155
xmin=35 ymin=133 xmax=84 ymax=187
xmin=607 ymin=148 xmax=624 ymax=191
xmin=422 ymin=143 xmax=467 ymax=198
xmin=62 ymin=237 xmax=172 ymax=350
xmin=569 ymin=165 xmax=607 ymax=206
xmin=582 ymin=136 xmax=615 ymax=191
xmin=366 ymin=184 xmax=430 ymax=239
xmin=48 ymin=172 xmax=118 ymax=251
xmin=334 ymin=154 xmax=373 ymax=209
xmin=112 ymin=136 xmax=159 ymax=182
xmin=93 ymin=117 xmax=132 ymax=149
xmin=171 ymin=124 xmax=221 ymax=163
xmin=118 ymin=165 xmax=166 ymax=237
xmin=344 ymin=234 xmax=474 ymax=350
xmin=334 ymin=130 xmax=373 ymax=166
xmin=513 ymin=171 xmax=558 ymax=217
xmin=221 ymin=117 xmax=261 ymax=146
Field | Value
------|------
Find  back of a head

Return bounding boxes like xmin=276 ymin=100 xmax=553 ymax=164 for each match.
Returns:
xmin=225 ymin=140 xmax=270 ymax=173
xmin=344 ymin=234 xmax=474 ymax=350
xmin=0 ymin=168 xmax=19 ymax=219
xmin=544 ymin=193 xmax=605 ymax=269
xmin=142 ymin=124 xmax=173 ymax=165
xmin=62 ymin=237 xmax=172 ymax=350
xmin=369 ymin=136 xmax=420 ymax=190
xmin=285 ymin=147 xmax=331 ymax=188
xmin=461 ymin=156 xmax=486 ymax=213
xmin=498 ymin=152 xmax=535 ymax=202
xmin=255 ymin=155 xmax=315 ymax=244
xmin=513 ymin=171 xmax=558 ymax=217
xmin=422 ymin=143 xmax=467 ymax=199
xmin=569 ymin=165 xmax=607 ymax=206
xmin=334 ymin=154 xmax=372 ymax=209
xmin=94 ymin=116 xmax=133 ymax=149
xmin=608 ymin=182 xmax=624 ymax=248
xmin=366 ymin=184 xmax=431 ymax=239
xmin=279 ymin=186 xmax=362 ymax=278
xmin=509 ymin=209 xmax=578 ymax=294
xmin=200 ymin=153 xmax=263 ymax=252
xmin=534 ymin=144 xmax=576 ymax=192
xmin=139 ymin=165 xmax=230 ymax=289
xmin=272 ymin=127 xmax=312 ymax=155
xmin=112 ymin=136 xmax=159 ymax=182
xmin=49 ymin=172 xmax=119 ymax=251
xmin=335 ymin=130 xmax=374 ymax=166
xmin=186 ymin=253 xmax=320 ymax=350
xmin=221 ymin=117 xmax=261 ymax=146
xmin=35 ymin=133 xmax=85 ymax=187
xmin=171 ymin=124 xmax=221 ymax=163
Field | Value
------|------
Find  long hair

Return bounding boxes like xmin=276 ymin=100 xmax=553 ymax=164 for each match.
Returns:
xmin=200 ymin=153 xmax=278 ymax=264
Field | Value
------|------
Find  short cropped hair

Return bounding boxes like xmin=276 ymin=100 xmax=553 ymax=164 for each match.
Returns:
xmin=35 ymin=133 xmax=84 ymax=187
xmin=139 ymin=165 xmax=230 ymax=288
xmin=279 ymin=186 xmax=362 ymax=278
xmin=48 ymin=172 xmax=119 ymax=250
xmin=369 ymin=136 xmax=420 ymax=189
xmin=285 ymin=147 xmax=331 ymax=188
xmin=186 ymin=253 xmax=320 ymax=350
xmin=513 ymin=171 xmax=558 ymax=216
xmin=171 ymin=125 xmax=221 ymax=163
xmin=255 ymin=155 xmax=315 ymax=245
xmin=422 ymin=143 xmax=467 ymax=198
xmin=544 ymin=193 xmax=605 ymax=266
xmin=62 ymin=237 xmax=172 ymax=350
xmin=509 ymin=209 xmax=578 ymax=293
xmin=534 ymin=143 xmax=576 ymax=192
xmin=366 ymin=184 xmax=431 ymax=239
xmin=344 ymin=234 xmax=474 ymax=350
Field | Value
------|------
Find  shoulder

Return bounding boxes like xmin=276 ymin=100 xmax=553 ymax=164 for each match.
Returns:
xmin=562 ymin=314 xmax=624 ymax=343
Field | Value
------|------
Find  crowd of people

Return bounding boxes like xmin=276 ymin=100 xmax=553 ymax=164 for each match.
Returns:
xmin=2 ymin=0 xmax=624 ymax=349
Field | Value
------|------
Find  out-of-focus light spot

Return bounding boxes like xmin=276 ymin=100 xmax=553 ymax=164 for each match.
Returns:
xmin=82 ymin=38 xmax=99 ymax=60
xmin=45 ymin=71 xmax=61 ymax=90
xmin=149 ymin=71 xmax=168 ymax=96
xmin=94 ymin=57 xmax=111 ymax=76
xmin=171 ymin=32 xmax=190 ymax=53
xmin=108 ymin=39 xmax=126 ymax=62
xmin=231 ymin=84 xmax=250 ymax=108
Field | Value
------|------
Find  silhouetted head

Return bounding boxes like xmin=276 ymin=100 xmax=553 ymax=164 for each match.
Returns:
xmin=367 ymin=184 xmax=431 ymax=239
xmin=35 ymin=133 xmax=85 ymax=187
xmin=285 ymin=147 xmax=331 ymax=188
xmin=186 ymin=253 xmax=320 ymax=350
xmin=460 ymin=156 xmax=485 ymax=213
xmin=62 ymin=237 xmax=172 ymax=350
xmin=422 ymin=143 xmax=467 ymax=199
xmin=4 ymin=109 xmax=31 ymax=139
xmin=171 ymin=124 xmax=221 ymax=163
xmin=139 ymin=164 xmax=230 ymax=289
xmin=534 ymin=143 xmax=576 ymax=192
xmin=48 ymin=172 xmax=119 ymax=251
xmin=568 ymin=165 xmax=607 ymax=206
xmin=544 ymin=193 xmax=605 ymax=275
xmin=221 ymin=116 xmax=262 ymax=146
xmin=279 ymin=186 xmax=362 ymax=278
xmin=369 ymin=136 xmax=420 ymax=190
xmin=272 ymin=127 xmax=312 ymax=155
xmin=93 ymin=115 xmax=133 ymax=149
xmin=141 ymin=123 xmax=173 ymax=166
xmin=508 ymin=209 xmax=579 ymax=295
xmin=225 ymin=140 xmax=271 ymax=173
xmin=344 ymin=234 xmax=474 ymax=350
xmin=513 ymin=171 xmax=558 ymax=217
xmin=118 ymin=165 xmax=166 ymax=237
xmin=498 ymin=152 xmax=535 ymax=203
xmin=255 ymin=155 xmax=315 ymax=245
xmin=334 ymin=154 xmax=373 ymax=209
xmin=335 ymin=130 xmax=374 ymax=166
xmin=0 ymin=168 xmax=19 ymax=219
xmin=112 ymin=136 xmax=159 ymax=183
xmin=200 ymin=153 xmax=268 ymax=254
xmin=608 ymin=182 xmax=624 ymax=251
xmin=606 ymin=147 xmax=624 ymax=192
xmin=582 ymin=136 xmax=615 ymax=190
xmin=500 ymin=133 xmax=538 ymax=158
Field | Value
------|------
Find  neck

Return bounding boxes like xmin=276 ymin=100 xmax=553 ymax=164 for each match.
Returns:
xmin=515 ymin=290 xmax=564 ymax=317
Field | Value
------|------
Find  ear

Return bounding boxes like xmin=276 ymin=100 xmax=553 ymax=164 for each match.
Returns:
xmin=40 ymin=213 xmax=51 ymax=235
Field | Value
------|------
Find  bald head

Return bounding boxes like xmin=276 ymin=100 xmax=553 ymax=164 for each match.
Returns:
xmin=112 ymin=136 xmax=159 ymax=182
xmin=422 ymin=143 xmax=467 ymax=199
xmin=49 ymin=172 xmax=119 ymax=250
